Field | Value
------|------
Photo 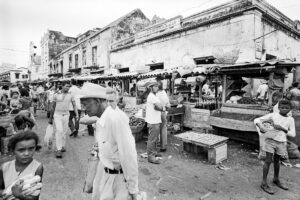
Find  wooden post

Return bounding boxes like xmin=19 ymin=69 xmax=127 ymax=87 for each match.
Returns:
xmin=222 ymin=74 xmax=227 ymax=104
xmin=268 ymin=72 xmax=274 ymax=106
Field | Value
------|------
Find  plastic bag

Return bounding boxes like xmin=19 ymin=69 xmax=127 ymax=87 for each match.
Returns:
xmin=44 ymin=124 xmax=53 ymax=149
xmin=83 ymin=156 xmax=99 ymax=193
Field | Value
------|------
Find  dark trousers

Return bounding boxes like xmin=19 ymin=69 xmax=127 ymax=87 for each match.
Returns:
xmin=69 ymin=110 xmax=81 ymax=132
xmin=147 ymin=123 xmax=161 ymax=156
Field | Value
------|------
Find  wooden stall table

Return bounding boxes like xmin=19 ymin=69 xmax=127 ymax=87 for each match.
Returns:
xmin=175 ymin=131 xmax=229 ymax=164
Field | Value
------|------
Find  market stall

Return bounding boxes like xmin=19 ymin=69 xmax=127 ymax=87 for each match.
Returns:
xmin=179 ymin=65 xmax=221 ymax=130
xmin=209 ymin=60 xmax=300 ymax=147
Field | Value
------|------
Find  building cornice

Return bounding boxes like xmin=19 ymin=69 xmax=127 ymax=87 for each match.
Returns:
xmin=111 ymin=0 xmax=300 ymax=52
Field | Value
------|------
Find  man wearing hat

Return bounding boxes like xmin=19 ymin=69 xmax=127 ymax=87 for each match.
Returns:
xmin=145 ymin=81 xmax=164 ymax=164
xmin=80 ymin=83 xmax=139 ymax=200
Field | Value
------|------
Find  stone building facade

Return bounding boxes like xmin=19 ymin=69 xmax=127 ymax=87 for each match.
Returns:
xmin=48 ymin=9 xmax=150 ymax=77
xmin=40 ymin=30 xmax=76 ymax=79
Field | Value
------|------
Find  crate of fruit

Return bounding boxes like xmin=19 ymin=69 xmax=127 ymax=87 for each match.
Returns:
xmin=167 ymin=106 xmax=185 ymax=115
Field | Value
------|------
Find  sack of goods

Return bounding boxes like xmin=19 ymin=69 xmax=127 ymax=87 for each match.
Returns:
xmin=2 ymin=174 xmax=42 ymax=199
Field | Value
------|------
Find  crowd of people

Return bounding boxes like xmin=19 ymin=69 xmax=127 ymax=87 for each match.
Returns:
xmin=0 ymin=78 xmax=298 ymax=199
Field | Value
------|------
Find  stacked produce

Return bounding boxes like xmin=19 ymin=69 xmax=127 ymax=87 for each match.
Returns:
xmin=3 ymin=174 xmax=42 ymax=200
xmin=237 ymin=97 xmax=257 ymax=104
xmin=129 ymin=116 xmax=145 ymax=127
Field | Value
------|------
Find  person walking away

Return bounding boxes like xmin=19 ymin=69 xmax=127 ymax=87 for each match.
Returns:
xmin=0 ymin=131 xmax=44 ymax=200
xmin=46 ymin=85 xmax=56 ymax=118
xmin=80 ymin=83 xmax=139 ymax=200
xmin=30 ymin=86 xmax=39 ymax=117
xmin=256 ymin=80 xmax=269 ymax=104
xmin=254 ymin=99 xmax=296 ymax=194
xmin=145 ymin=82 xmax=164 ymax=164
xmin=49 ymin=83 xmax=78 ymax=158
xmin=287 ymin=82 xmax=300 ymax=110
xmin=156 ymin=81 xmax=170 ymax=153
xmin=68 ymin=79 xmax=82 ymax=137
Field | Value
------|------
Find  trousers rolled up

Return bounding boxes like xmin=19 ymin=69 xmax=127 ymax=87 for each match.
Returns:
xmin=147 ymin=123 xmax=160 ymax=156
xmin=160 ymin=112 xmax=167 ymax=150
xmin=54 ymin=112 xmax=69 ymax=151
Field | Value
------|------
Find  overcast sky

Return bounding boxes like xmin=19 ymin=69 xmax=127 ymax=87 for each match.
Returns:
xmin=1 ymin=0 xmax=300 ymax=68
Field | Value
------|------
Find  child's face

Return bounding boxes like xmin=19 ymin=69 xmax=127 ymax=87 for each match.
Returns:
xmin=14 ymin=139 xmax=36 ymax=164
xmin=278 ymin=104 xmax=291 ymax=115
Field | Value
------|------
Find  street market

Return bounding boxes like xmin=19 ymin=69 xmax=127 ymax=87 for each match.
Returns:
xmin=1 ymin=0 xmax=300 ymax=199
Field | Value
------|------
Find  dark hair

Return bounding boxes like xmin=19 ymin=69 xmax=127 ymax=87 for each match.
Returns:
xmin=20 ymin=88 xmax=29 ymax=97
xmin=278 ymin=99 xmax=292 ymax=108
xmin=71 ymin=79 xmax=76 ymax=85
xmin=292 ymin=82 xmax=299 ymax=88
xmin=2 ymin=85 xmax=9 ymax=90
xmin=14 ymin=115 xmax=26 ymax=129
xmin=8 ymin=130 xmax=39 ymax=151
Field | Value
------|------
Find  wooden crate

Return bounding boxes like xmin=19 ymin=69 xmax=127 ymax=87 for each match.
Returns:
xmin=176 ymin=132 xmax=228 ymax=164
xmin=1 ymin=136 xmax=11 ymax=155
xmin=208 ymin=143 xmax=227 ymax=164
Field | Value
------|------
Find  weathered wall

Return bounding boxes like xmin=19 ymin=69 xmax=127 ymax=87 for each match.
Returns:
xmin=110 ymin=13 xmax=257 ymax=71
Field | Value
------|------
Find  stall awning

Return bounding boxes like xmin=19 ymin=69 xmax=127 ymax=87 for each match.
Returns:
xmin=114 ymin=71 xmax=139 ymax=79
xmin=218 ymin=60 xmax=300 ymax=75
xmin=193 ymin=64 xmax=219 ymax=75
xmin=138 ymin=69 xmax=174 ymax=79
xmin=83 ymin=65 xmax=100 ymax=70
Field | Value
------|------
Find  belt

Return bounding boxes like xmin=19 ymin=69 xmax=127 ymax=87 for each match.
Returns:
xmin=104 ymin=167 xmax=123 ymax=174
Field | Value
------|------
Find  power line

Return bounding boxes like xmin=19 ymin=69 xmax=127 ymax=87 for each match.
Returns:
xmin=0 ymin=48 xmax=29 ymax=54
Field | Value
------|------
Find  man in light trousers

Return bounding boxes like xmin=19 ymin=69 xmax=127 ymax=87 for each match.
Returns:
xmin=49 ymin=83 xmax=78 ymax=158
xmin=80 ymin=83 xmax=139 ymax=200
xmin=156 ymin=81 xmax=170 ymax=152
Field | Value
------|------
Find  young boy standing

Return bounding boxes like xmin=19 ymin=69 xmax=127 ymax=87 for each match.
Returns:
xmin=254 ymin=99 xmax=296 ymax=194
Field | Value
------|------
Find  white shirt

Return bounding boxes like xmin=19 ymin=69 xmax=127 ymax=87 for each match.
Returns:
xmin=156 ymin=90 xmax=170 ymax=108
xmin=95 ymin=106 xmax=138 ymax=194
xmin=254 ymin=112 xmax=296 ymax=142
xmin=69 ymin=85 xmax=81 ymax=110
xmin=257 ymin=84 xmax=268 ymax=99
xmin=145 ymin=93 xmax=162 ymax=124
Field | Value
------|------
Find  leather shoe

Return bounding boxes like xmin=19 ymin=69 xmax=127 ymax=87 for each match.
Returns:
xmin=148 ymin=156 xmax=161 ymax=164
xmin=273 ymin=180 xmax=288 ymax=190
xmin=261 ymin=184 xmax=275 ymax=194
xmin=70 ymin=130 xmax=78 ymax=137
xmin=56 ymin=150 xmax=63 ymax=158
xmin=160 ymin=148 xmax=167 ymax=152
xmin=155 ymin=153 xmax=162 ymax=158
xmin=61 ymin=147 xmax=66 ymax=152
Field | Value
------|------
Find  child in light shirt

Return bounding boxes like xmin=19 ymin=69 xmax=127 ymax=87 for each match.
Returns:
xmin=254 ymin=99 xmax=296 ymax=195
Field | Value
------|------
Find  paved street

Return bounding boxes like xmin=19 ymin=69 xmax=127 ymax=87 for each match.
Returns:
xmin=22 ymin=110 xmax=300 ymax=200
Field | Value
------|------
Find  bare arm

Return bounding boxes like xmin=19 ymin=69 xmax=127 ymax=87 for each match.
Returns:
xmin=154 ymin=103 xmax=163 ymax=111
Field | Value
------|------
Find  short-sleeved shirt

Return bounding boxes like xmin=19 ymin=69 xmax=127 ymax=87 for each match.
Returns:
xmin=257 ymin=84 xmax=268 ymax=99
xmin=145 ymin=93 xmax=162 ymax=124
xmin=54 ymin=93 xmax=74 ymax=114
xmin=254 ymin=112 xmax=296 ymax=142
xmin=68 ymin=86 xmax=81 ymax=111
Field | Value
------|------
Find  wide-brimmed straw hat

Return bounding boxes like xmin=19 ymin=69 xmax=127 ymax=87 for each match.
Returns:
xmin=145 ymin=82 xmax=159 ymax=88
xmin=79 ymin=82 xmax=107 ymax=99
